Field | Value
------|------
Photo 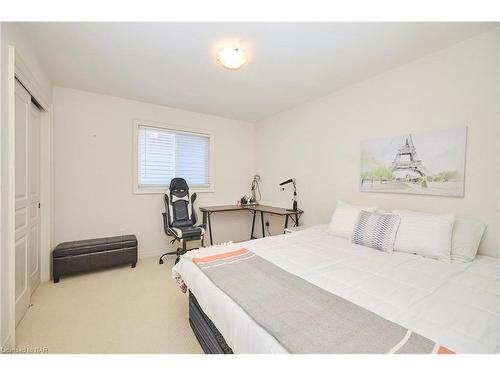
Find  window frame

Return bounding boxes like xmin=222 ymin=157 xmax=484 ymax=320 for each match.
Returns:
xmin=132 ymin=120 xmax=215 ymax=194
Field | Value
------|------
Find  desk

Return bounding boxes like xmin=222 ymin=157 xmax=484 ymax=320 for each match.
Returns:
xmin=200 ymin=205 xmax=304 ymax=246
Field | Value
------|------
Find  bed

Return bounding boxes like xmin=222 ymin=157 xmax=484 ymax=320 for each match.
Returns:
xmin=172 ymin=225 xmax=500 ymax=354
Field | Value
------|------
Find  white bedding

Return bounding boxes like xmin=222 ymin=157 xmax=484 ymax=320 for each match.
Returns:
xmin=173 ymin=225 xmax=500 ymax=354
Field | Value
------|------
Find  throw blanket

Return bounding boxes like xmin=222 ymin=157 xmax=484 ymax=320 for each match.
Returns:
xmin=190 ymin=248 xmax=455 ymax=354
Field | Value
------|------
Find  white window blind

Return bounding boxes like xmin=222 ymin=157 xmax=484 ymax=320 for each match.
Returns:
xmin=137 ymin=125 xmax=210 ymax=189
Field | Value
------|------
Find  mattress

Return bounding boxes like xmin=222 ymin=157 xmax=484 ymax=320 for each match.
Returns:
xmin=173 ymin=225 xmax=500 ymax=354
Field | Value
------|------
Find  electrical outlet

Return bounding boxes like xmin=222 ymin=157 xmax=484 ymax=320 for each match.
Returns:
xmin=265 ymin=220 xmax=270 ymax=227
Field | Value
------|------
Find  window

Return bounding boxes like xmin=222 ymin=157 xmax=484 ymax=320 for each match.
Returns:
xmin=134 ymin=122 xmax=213 ymax=193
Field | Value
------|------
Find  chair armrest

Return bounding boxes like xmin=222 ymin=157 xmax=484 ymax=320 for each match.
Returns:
xmin=191 ymin=192 xmax=199 ymax=225
xmin=162 ymin=212 xmax=169 ymax=234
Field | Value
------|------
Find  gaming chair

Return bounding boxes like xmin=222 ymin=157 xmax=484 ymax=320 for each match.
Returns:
xmin=159 ymin=178 xmax=205 ymax=265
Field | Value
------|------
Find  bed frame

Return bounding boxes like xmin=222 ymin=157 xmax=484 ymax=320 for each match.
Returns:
xmin=189 ymin=291 xmax=233 ymax=354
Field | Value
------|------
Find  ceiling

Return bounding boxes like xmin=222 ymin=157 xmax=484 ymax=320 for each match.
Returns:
xmin=19 ymin=22 xmax=496 ymax=122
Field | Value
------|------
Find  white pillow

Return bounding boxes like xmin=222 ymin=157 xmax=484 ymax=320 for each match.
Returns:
xmin=451 ymin=218 xmax=486 ymax=262
xmin=393 ymin=210 xmax=455 ymax=261
xmin=327 ymin=201 xmax=376 ymax=239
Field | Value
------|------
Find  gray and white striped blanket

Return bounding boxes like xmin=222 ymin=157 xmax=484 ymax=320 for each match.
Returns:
xmin=191 ymin=248 xmax=454 ymax=354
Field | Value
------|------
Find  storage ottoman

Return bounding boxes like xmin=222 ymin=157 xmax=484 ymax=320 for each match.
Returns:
xmin=52 ymin=234 xmax=138 ymax=283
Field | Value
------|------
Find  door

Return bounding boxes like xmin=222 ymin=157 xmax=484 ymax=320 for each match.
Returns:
xmin=28 ymin=102 xmax=41 ymax=293
xmin=14 ymin=80 xmax=41 ymax=326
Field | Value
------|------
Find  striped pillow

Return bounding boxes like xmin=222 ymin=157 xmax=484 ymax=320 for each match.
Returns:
xmin=352 ymin=211 xmax=401 ymax=252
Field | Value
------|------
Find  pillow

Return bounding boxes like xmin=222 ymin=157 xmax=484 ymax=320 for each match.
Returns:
xmin=352 ymin=211 xmax=401 ymax=252
xmin=451 ymin=218 xmax=486 ymax=262
xmin=327 ymin=201 xmax=376 ymax=239
xmin=393 ymin=210 xmax=455 ymax=261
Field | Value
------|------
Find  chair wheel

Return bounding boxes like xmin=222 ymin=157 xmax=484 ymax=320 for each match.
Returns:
xmin=159 ymin=258 xmax=164 ymax=265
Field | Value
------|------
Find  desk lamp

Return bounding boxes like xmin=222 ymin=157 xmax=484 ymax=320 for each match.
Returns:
xmin=279 ymin=178 xmax=298 ymax=211
xmin=250 ymin=174 xmax=261 ymax=204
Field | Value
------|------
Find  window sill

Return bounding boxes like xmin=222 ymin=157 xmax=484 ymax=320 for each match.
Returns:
xmin=133 ymin=186 xmax=215 ymax=195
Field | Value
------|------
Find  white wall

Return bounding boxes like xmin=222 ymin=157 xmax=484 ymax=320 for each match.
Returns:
xmin=0 ymin=20 xmax=4 ymax=350
xmin=255 ymin=29 xmax=500 ymax=258
xmin=0 ymin=22 xmax=53 ymax=349
xmin=52 ymin=87 xmax=255 ymax=257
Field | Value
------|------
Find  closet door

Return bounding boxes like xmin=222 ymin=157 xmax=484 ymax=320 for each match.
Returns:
xmin=14 ymin=80 xmax=31 ymax=326
xmin=14 ymin=80 xmax=42 ymax=326
xmin=28 ymin=102 xmax=41 ymax=294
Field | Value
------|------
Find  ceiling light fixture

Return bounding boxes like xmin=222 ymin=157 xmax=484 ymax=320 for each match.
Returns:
xmin=217 ymin=47 xmax=247 ymax=70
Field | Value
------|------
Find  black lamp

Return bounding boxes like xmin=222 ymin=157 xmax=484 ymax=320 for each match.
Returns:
xmin=279 ymin=178 xmax=298 ymax=212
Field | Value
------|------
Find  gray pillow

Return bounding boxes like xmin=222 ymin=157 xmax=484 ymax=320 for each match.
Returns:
xmin=352 ymin=211 xmax=401 ymax=252
xmin=451 ymin=218 xmax=486 ymax=262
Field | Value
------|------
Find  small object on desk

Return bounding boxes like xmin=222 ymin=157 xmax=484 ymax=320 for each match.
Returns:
xmin=240 ymin=195 xmax=257 ymax=206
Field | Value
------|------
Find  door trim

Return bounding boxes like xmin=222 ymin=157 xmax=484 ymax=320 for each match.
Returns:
xmin=1 ymin=46 xmax=53 ymax=350
xmin=3 ymin=45 xmax=17 ymax=350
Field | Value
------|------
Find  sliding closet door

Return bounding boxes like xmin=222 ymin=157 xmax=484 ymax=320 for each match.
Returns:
xmin=14 ymin=80 xmax=42 ymax=326
xmin=14 ymin=80 xmax=31 ymax=326
xmin=28 ymin=102 xmax=41 ymax=294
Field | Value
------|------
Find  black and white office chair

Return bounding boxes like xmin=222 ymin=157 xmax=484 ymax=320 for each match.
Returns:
xmin=159 ymin=178 xmax=206 ymax=265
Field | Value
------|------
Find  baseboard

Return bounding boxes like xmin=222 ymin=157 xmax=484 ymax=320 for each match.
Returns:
xmin=138 ymin=249 xmax=165 ymax=259
xmin=138 ymin=239 xmax=236 ymax=260
xmin=138 ymin=242 xmax=205 ymax=260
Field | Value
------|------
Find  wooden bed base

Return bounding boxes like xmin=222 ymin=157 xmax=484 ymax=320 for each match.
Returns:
xmin=189 ymin=291 xmax=233 ymax=354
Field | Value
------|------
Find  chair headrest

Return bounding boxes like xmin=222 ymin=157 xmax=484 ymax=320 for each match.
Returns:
xmin=169 ymin=177 xmax=189 ymax=192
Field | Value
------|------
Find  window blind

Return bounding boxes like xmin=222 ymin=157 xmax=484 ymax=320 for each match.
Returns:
xmin=138 ymin=125 xmax=210 ymax=188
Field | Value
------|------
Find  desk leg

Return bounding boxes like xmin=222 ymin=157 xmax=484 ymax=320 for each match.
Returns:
xmin=250 ymin=210 xmax=256 ymax=240
xmin=295 ymin=213 xmax=299 ymax=227
xmin=261 ymin=211 xmax=265 ymax=238
xmin=284 ymin=215 xmax=289 ymax=234
xmin=208 ymin=212 xmax=214 ymax=246
xmin=201 ymin=211 xmax=207 ymax=247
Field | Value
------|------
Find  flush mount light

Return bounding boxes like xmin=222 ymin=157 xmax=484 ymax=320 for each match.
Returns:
xmin=217 ymin=47 xmax=247 ymax=70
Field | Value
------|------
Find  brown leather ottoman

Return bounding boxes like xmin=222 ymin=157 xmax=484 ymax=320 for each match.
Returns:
xmin=52 ymin=235 xmax=138 ymax=283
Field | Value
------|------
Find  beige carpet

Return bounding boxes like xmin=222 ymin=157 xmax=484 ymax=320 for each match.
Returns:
xmin=15 ymin=256 xmax=202 ymax=354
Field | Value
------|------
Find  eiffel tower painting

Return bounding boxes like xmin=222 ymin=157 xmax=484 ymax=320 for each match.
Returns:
xmin=360 ymin=127 xmax=467 ymax=197
xmin=391 ymin=134 xmax=431 ymax=179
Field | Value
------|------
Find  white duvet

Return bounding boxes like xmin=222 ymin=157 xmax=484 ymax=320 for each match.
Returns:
xmin=173 ymin=225 xmax=500 ymax=354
